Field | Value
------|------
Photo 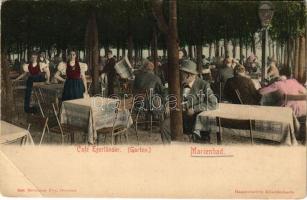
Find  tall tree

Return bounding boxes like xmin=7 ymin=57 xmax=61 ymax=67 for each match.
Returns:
xmin=1 ymin=51 xmax=14 ymax=122
xmin=298 ymin=35 xmax=305 ymax=82
xmin=294 ymin=37 xmax=300 ymax=79
xmin=85 ymin=11 xmax=99 ymax=94
xmin=196 ymin=45 xmax=202 ymax=72
xmin=152 ymin=0 xmax=183 ymax=141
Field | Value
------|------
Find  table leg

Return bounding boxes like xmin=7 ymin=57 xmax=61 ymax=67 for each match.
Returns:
xmin=71 ymin=132 xmax=75 ymax=144
xmin=216 ymin=132 xmax=222 ymax=145
xmin=114 ymin=135 xmax=119 ymax=144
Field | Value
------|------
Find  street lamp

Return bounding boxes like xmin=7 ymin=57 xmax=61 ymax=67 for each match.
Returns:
xmin=258 ymin=1 xmax=274 ymax=83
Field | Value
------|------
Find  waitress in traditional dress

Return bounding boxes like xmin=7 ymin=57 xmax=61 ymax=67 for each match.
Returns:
xmin=54 ymin=50 xmax=88 ymax=101
xmin=13 ymin=51 xmax=50 ymax=113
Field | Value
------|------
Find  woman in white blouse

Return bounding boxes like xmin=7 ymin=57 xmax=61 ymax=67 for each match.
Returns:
xmin=13 ymin=51 xmax=50 ymax=113
xmin=54 ymin=50 xmax=88 ymax=101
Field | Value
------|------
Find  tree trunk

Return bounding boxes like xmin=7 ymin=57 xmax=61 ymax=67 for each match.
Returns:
xmin=148 ymin=44 xmax=151 ymax=57
xmin=167 ymin=0 xmax=183 ymax=140
xmin=21 ymin=44 xmax=25 ymax=62
xmin=85 ymin=11 xmax=100 ymax=94
xmin=116 ymin=43 xmax=120 ymax=61
xmin=232 ymin=40 xmax=237 ymax=59
xmin=220 ymin=46 xmax=224 ymax=57
xmin=276 ymin=41 xmax=280 ymax=65
xmin=127 ymin=34 xmax=133 ymax=62
xmin=47 ymin=48 xmax=52 ymax=59
xmin=286 ymin=38 xmax=291 ymax=68
xmin=245 ymin=41 xmax=248 ymax=59
xmin=17 ymin=43 xmax=20 ymax=62
xmin=305 ymin=24 xmax=307 ymax=83
xmin=134 ymin=46 xmax=138 ymax=67
xmin=268 ymin=40 xmax=272 ymax=58
xmin=152 ymin=27 xmax=158 ymax=69
xmin=284 ymin=43 xmax=287 ymax=67
xmin=224 ymin=39 xmax=229 ymax=58
xmin=1 ymin=51 xmax=14 ymax=122
xmin=239 ymin=37 xmax=243 ymax=63
xmin=209 ymin=43 xmax=212 ymax=60
xmin=122 ymin=47 xmax=126 ymax=57
xmin=298 ymin=36 xmax=305 ymax=83
xmin=272 ymin=41 xmax=275 ymax=59
xmin=215 ymin=40 xmax=220 ymax=58
xmin=196 ymin=44 xmax=202 ymax=73
xmin=141 ymin=48 xmax=143 ymax=60
xmin=188 ymin=45 xmax=193 ymax=59
xmin=152 ymin=0 xmax=183 ymax=141
xmin=280 ymin=45 xmax=284 ymax=65
xmin=251 ymin=34 xmax=256 ymax=56
xmin=294 ymin=37 xmax=300 ymax=79
xmin=163 ymin=48 xmax=167 ymax=59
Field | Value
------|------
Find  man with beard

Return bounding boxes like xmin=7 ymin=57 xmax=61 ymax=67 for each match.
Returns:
xmin=161 ymin=60 xmax=218 ymax=143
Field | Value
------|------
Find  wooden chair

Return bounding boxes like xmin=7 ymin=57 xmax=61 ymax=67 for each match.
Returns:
xmin=12 ymin=80 xmax=27 ymax=121
xmin=39 ymin=103 xmax=79 ymax=145
xmin=96 ymin=98 xmax=133 ymax=145
xmin=20 ymin=124 xmax=32 ymax=145
xmin=216 ymin=117 xmax=255 ymax=145
xmin=219 ymin=82 xmax=222 ymax=102
xmin=25 ymin=113 xmax=48 ymax=146
xmin=86 ymin=75 xmax=92 ymax=93
xmin=284 ymin=94 xmax=307 ymax=102
xmin=132 ymin=89 xmax=162 ymax=136
xmin=235 ymin=89 xmax=244 ymax=104
xmin=284 ymin=93 xmax=307 ymax=144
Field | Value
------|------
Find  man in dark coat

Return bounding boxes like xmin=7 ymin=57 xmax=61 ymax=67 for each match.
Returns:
xmin=224 ymin=65 xmax=261 ymax=105
xmin=161 ymin=60 xmax=218 ymax=143
xmin=216 ymin=57 xmax=234 ymax=83
xmin=133 ymin=61 xmax=165 ymax=96
xmin=133 ymin=61 xmax=166 ymax=130
xmin=101 ymin=50 xmax=116 ymax=95
xmin=215 ymin=57 xmax=234 ymax=101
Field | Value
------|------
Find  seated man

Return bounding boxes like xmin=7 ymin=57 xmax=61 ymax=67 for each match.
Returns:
xmin=224 ymin=65 xmax=261 ymax=105
xmin=216 ymin=57 xmax=234 ymax=83
xmin=260 ymin=65 xmax=306 ymax=118
xmin=133 ymin=61 xmax=166 ymax=123
xmin=215 ymin=57 xmax=234 ymax=100
xmin=133 ymin=61 xmax=165 ymax=97
xmin=161 ymin=60 xmax=218 ymax=143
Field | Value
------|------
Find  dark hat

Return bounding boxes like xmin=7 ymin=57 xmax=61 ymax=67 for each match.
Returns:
xmin=180 ymin=60 xmax=198 ymax=75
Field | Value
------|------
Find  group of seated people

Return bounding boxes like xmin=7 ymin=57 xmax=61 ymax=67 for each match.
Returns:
xmin=208 ymin=56 xmax=306 ymax=119
xmin=11 ymin=48 xmax=306 ymax=144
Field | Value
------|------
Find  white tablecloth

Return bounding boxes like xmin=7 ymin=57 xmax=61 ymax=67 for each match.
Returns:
xmin=0 ymin=121 xmax=34 ymax=145
xmin=194 ymin=103 xmax=299 ymax=145
xmin=60 ymin=97 xmax=132 ymax=144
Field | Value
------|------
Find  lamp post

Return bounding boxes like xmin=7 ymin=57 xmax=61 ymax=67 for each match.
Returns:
xmin=258 ymin=1 xmax=274 ymax=83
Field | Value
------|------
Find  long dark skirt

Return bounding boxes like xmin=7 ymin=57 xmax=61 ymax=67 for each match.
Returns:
xmin=62 ymin=79 xmax=84 ymax=101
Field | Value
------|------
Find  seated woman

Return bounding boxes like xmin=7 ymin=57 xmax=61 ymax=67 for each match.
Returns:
xmin=13 ymin=51 xmax=50 ymax=113
xmin=259 ymin=64 xmax=306 ymax=118
xmin=224 ymin=65 xmax=261 ymax=105
xmin=54 ymin=50 xmax=88 ymax=101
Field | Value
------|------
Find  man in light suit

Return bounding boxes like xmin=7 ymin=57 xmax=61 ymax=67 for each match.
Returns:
xmin=161 ymin=60 xmax=218 ymax=143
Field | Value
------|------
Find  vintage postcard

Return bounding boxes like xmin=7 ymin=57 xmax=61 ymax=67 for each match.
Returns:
xmin=0 ymin=0 xmax=306 ymax=198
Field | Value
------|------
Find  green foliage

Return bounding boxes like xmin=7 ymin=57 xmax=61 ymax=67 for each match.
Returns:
xmin=270 ymin=1 xmax=306 ymax=43
xmin=1 ymin=0 xmax=306 ymax=52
